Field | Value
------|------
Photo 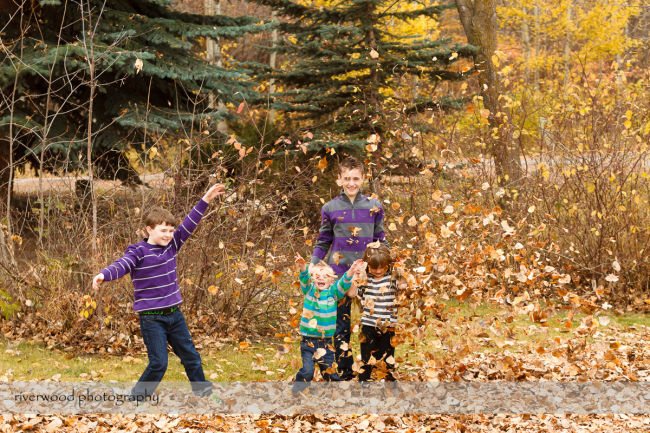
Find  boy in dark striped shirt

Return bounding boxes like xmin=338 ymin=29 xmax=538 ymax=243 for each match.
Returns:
xmin=310 ymin=156 xmax=389 ymax=380
xmin=92 ymin=183 xmax=225 ymax=399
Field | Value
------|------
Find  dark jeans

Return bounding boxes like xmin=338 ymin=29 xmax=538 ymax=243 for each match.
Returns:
xmin=131 ymin=308 xmax=212 ymax=398
xmin=292 ymin=336 xmax=341 ymax=393
xmin=334 ymin=296 xmax=354 ymax=380
xmin=359 ymin=325 xmax=396 ymax=382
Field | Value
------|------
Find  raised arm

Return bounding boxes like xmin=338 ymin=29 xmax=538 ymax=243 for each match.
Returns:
xmin=295 ymin=253 xmax=310 ymax=295
xmin=334 ymin=259 xmax=365 ymax=299
xmin=310 ymin=207 xmax=333 ymax=264
xmin=343 ymin=259 xmax=366 ymax=297
xmin=171 ymin=183 xmax=225 ymax=252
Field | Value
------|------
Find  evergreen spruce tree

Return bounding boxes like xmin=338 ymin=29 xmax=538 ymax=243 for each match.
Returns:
xmin=0 ymin=0 xmax=265 ymax=186
xmin=251 ymin=0 xmax=476 ymax=156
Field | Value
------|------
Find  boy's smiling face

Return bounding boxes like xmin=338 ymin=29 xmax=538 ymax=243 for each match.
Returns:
xmin=146 ymin=223 xmax=175 ymax=246
xmin=311 ymin=269 xmax=334 ymax=291
xmin=338 ymin=167 xmax=363 ymax=201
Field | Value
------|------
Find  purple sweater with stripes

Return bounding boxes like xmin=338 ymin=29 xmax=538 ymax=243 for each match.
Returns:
xmin=310 ymin=190 xmax=388 ymax=276
xmin=100 ymin=199 xmax=208 ymax=312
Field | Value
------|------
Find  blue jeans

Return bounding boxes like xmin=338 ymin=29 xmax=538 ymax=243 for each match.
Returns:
xmin=334 ymin=296 xmax=354 ymax=380
xmin=131 ymin=308 xmax=212 ymax=398
xmin=292 ymin=336 xmax=341 ymax=393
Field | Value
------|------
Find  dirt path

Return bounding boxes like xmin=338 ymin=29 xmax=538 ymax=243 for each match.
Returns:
xmin=12 ymin=174 xmax=165 ymax=194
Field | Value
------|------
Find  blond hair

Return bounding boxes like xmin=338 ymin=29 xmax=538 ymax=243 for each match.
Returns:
xmin=309 ymin=261 xmax=337 ymax=281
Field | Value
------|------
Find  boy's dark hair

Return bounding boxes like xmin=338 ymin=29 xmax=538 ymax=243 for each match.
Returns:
xmin=144 ymin=207 xmax=178 ymax=228
xmin=363 ymin=242 xmax=392 ymax=269
xmin=339 ymin=156 xmax=364 ymax=173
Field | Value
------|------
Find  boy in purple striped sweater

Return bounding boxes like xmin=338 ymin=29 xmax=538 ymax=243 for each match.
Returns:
xmin=310 ymin=157 xmax=389 ymax=380
xmin=92 ymin=183 xmax=225 ymax=399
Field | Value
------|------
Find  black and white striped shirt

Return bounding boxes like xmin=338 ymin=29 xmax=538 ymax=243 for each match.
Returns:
xmin=358 ymin=274 xmax=398 ymax=327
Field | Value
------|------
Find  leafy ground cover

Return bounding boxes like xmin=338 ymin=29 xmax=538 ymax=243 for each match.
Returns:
xmin=1 ymin=301 xmax=647 ymax=383
xmin=1 ymin=303 xmax=648 ymax=431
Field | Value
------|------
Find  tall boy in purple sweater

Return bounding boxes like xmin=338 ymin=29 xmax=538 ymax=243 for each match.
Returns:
xmin=92 ymin=183 xmax=225 ymax=398
xmin=310 ymin=157 xmax=388 ymax=380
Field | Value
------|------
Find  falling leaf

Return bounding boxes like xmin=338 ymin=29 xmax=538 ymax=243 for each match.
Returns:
xmin=237 ymin=102 xmax=245 ymax=113
xmin=134 ymin=58 xmax=143 ymax=74
xmin=612 ymin=259 xmax=621 ymax=272
xmin=391 ymin=202 xmax=401 ymax=211
xmin=598 ymin=316 xmax=611 ymax=326
xmin=605 ymin=274 xmax=619 ymax=283
xmin=369 ymin=48 xmax=379 ymax=59
xmin=388 ymin=223 xmax=397 ymax=231
xmin=407 ymin=216 xmax=417 ymax=227
xmin=348 ymin=226 xmax=361 ymax=237
xmin=317 ymin=157 xmax=328 ymax=172
xmin=313 ymin=348 xmax=326 ymax=360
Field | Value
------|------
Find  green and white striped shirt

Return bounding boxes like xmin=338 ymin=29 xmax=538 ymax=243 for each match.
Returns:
xmin=298 ymin=270 xmax=352 ymax=338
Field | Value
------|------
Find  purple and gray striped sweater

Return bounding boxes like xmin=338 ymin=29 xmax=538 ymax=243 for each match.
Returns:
xmin=100 ymin=199 xmax=208 ymax=312
xmin=310 ymin=190 xmax=388 ymax=276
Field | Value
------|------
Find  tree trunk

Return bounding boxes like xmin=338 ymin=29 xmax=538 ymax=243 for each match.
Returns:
xmin=455 ymin=0 xmax=522 ymax=187
xmin=564 ymin=2 xmax=572 ymax=88
xmin=365 ymin=1 xmax=383 ymax=193
xmin=0 ymin=142 xmax=14 ymax=212
xmin=268 ymin=11 xmax=278 ymax=124
xmin=81 ymin=0 xmax=98 ymax=257
xmin=534 ymin=5 xmax=540 ymax=92
xmin=0 ymin=138 xmax=15 ymax=267
xmin=522 ymin=6 xmax=530 ymax=85
xmin=205 ymin=0 xmax=228 ymax=134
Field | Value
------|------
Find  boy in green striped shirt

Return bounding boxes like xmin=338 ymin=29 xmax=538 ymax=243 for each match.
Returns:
xmin=292 ymin=253 xmax=364 ymax=393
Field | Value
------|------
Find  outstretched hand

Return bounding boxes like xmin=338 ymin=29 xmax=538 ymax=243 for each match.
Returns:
xmin=202 ymin=183 xmax=226 ymax=203
xmin=347 ymin=259 xmax=366 ymax=278
xmin=92 ymin=273 xmax=104 ymax=291
xmin=294 ymin=253 xmax=307 ymax=272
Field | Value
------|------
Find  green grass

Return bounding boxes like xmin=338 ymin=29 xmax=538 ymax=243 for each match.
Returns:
xmin=0 ymin=338 xmax=302 ymax=382
xmin=0 ymin=301 xmax=647 ymax=382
